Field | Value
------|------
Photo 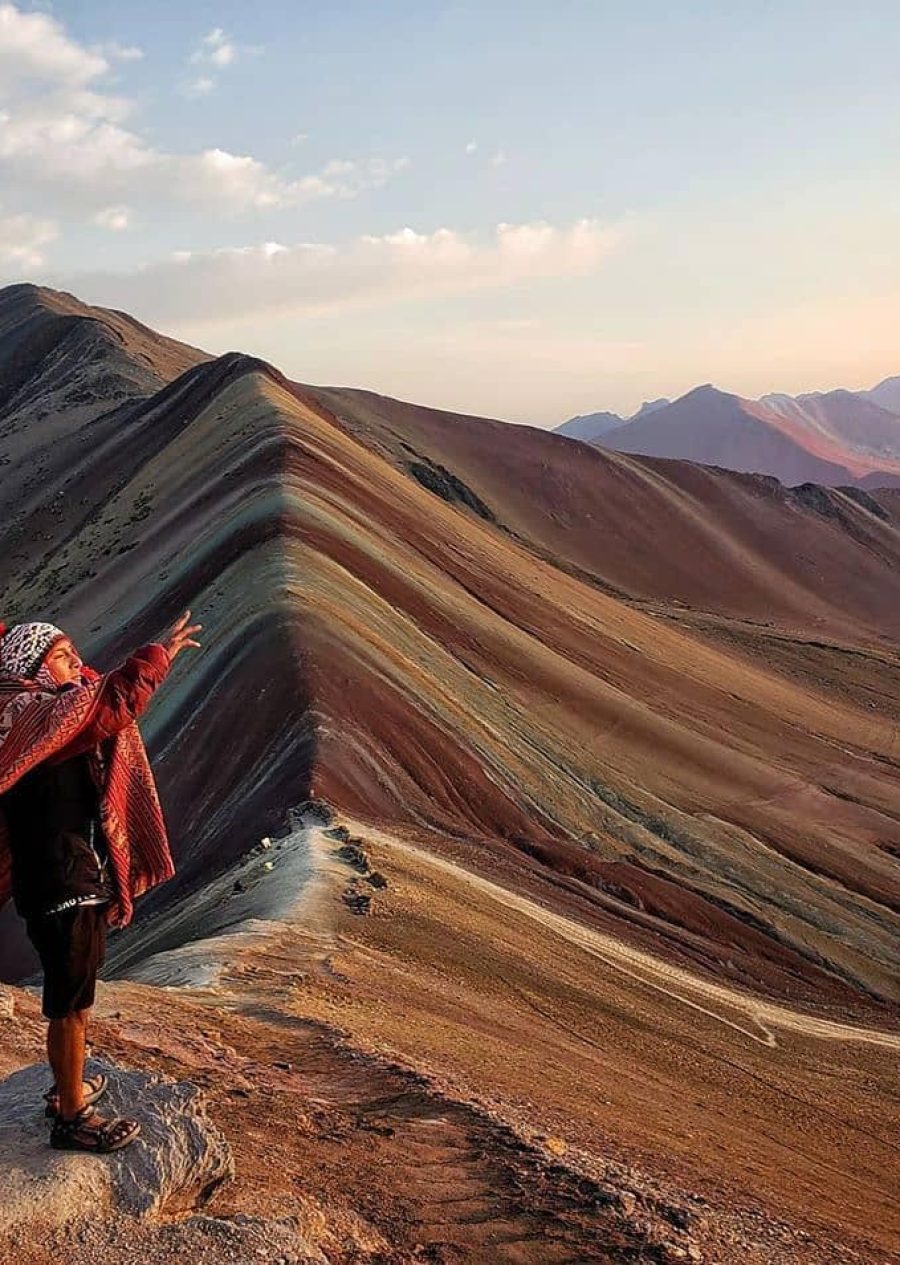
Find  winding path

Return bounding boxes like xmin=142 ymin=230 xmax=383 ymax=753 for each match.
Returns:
xmin=372 ymin=829 xmax=900 ymax=1053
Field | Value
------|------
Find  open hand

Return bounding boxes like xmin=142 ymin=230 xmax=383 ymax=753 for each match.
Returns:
xmin=162 ymin=609 xmax=202 ymax=663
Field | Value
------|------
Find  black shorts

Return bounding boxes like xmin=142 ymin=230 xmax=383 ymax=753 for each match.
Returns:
xmin=25 ymin=904 xmax=108 ymax=1019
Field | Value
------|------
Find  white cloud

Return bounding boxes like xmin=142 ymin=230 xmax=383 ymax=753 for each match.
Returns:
xmin=0 ymin=3 xmax=404 ymax=216
xmin=210 ymin=45 xmax=235 ymax=69
xmin=182 ymin=26 xmax=242 ymax=95
xmin=191 ymin=27 xmax=236 ymax=69
xmin=0 ymin=207 xmax=57 ymax=270
xmin=319 ymin=155 xmax=410 ymax=199
xmin=97 ymin=41 xmax=143 ymax=63
xmin=465 ymin=139 xmax=478 ymax=154
xmin=181 ymin=75 xmax=214 ymax=99
xmin=69 ymin=218 xmax=622 ymax=325
xmin=166 ymin=150 xmax=406 ymax=210
xmin=92 ymin=204 xmax=131 ymax=231
xmin=322 ymin=158 xmax=355 ymax=177
xmin=491 ymin=149 xmax=507 ymax=167
xmin=0 ymin=2 xmax=107 ymax=88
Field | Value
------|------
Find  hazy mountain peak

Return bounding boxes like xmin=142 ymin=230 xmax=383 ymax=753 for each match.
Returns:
xmin=866 ymin=373 xmax=900 ymax=414
xmin=558 ymin=371 xmax=900 ymax=487
xmin=554 ymin=409 xmax=623 ymax=441
xmin=680 ymin=382 xmax=735 ymax=403
xmin=628 ymin=397 xmax=670 ymax=421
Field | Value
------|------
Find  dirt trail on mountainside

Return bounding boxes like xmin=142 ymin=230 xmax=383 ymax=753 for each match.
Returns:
xmin=371 ymin=830 xmax=900 ymax=1054
xmin=22 ymin=993 xmax=672 ymax=1265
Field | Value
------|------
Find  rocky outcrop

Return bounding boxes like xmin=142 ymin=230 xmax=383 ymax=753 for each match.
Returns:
xmin=329 ymin=829 xmax=389 ymax=915
xmin=0 ymin=1057 xmax=233 ymax=1234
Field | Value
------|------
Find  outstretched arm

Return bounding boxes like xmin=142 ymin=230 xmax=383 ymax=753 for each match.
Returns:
xmin=46 ymin=610 xmax=202 ymax=762
xmin=47 ymin=644 xmax=171 ymax=761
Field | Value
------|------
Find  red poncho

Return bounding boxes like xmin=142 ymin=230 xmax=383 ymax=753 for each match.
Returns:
xmin=0 ymin=647 xmax=175 ymax=927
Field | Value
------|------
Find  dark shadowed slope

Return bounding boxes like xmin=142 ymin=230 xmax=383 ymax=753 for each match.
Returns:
xmin=0 ymin=283 xmax=207 ymax=430
xmin=0 ymin=333 xmax=318 ymax=967
xmin=0 ymin=285 xmax=210 ymax=607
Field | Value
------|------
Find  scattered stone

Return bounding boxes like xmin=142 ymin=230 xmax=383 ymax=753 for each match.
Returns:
xmin=619 ymin=1191 xmax=637 ymax=1219
xmin=322 ymin=958 xmax=351 ymax=982
xmin=323 ymin=825 xmax=350 ymax=842
xmin=263 ymin=860 xmax=274 ymax=871
xmin=336 ymin=843 xmax=370 ymax=873
xmin=662 ymin=1245 xmax=702 ymax=1263
xmin=232 ymin=880 xmax=246 ymax=894
xmin=342 ymin=887 xmax=372 ymax=915
xmin=664 ymin=1205 xmax=692 ymax=1231
xmin=289 ymin=800 xmax=333 ymax=827
xmin=366 ymin=870 xmax=388 ymax=889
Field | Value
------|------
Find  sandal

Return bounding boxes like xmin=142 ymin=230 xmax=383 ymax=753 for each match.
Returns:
xmin=43 ymin=1072 xmax=108 ymax=1118
xmin=50 ymin=1104 xmax=141 ymax=1153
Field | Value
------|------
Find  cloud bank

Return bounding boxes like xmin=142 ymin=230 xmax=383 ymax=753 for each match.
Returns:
xmin=70 ymin=219 xmax=620 ymax=325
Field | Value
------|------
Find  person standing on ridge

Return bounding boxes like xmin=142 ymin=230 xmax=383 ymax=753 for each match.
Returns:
xmin=0 ymin=610 xmax=202 ymax=1152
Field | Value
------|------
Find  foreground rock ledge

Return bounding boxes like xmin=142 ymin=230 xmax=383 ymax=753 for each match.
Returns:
xmin=0 ymin=1057 xmax=234 ymax=1232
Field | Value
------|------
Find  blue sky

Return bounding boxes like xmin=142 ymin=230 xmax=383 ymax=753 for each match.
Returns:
xmin=1 ymin=1 xmax=898 ymax=422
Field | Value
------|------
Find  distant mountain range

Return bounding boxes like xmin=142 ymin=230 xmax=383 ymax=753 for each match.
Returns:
xmin=557 ymin=379 xmax=900 ymax=488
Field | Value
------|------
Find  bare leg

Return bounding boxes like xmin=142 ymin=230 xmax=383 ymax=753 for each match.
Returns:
xmin=47 ymin=1009 xmax=89 ymax=1120
xmin=46 ymin=1010 xmax=139 ymax=1150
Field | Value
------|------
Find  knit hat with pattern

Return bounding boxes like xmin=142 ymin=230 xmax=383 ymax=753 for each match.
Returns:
xmin=0 ymin=621 xmax=68 ymax=681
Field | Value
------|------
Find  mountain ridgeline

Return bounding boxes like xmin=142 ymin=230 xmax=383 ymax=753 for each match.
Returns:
xmin=557 ymin=380 xmax=900 ymax=488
